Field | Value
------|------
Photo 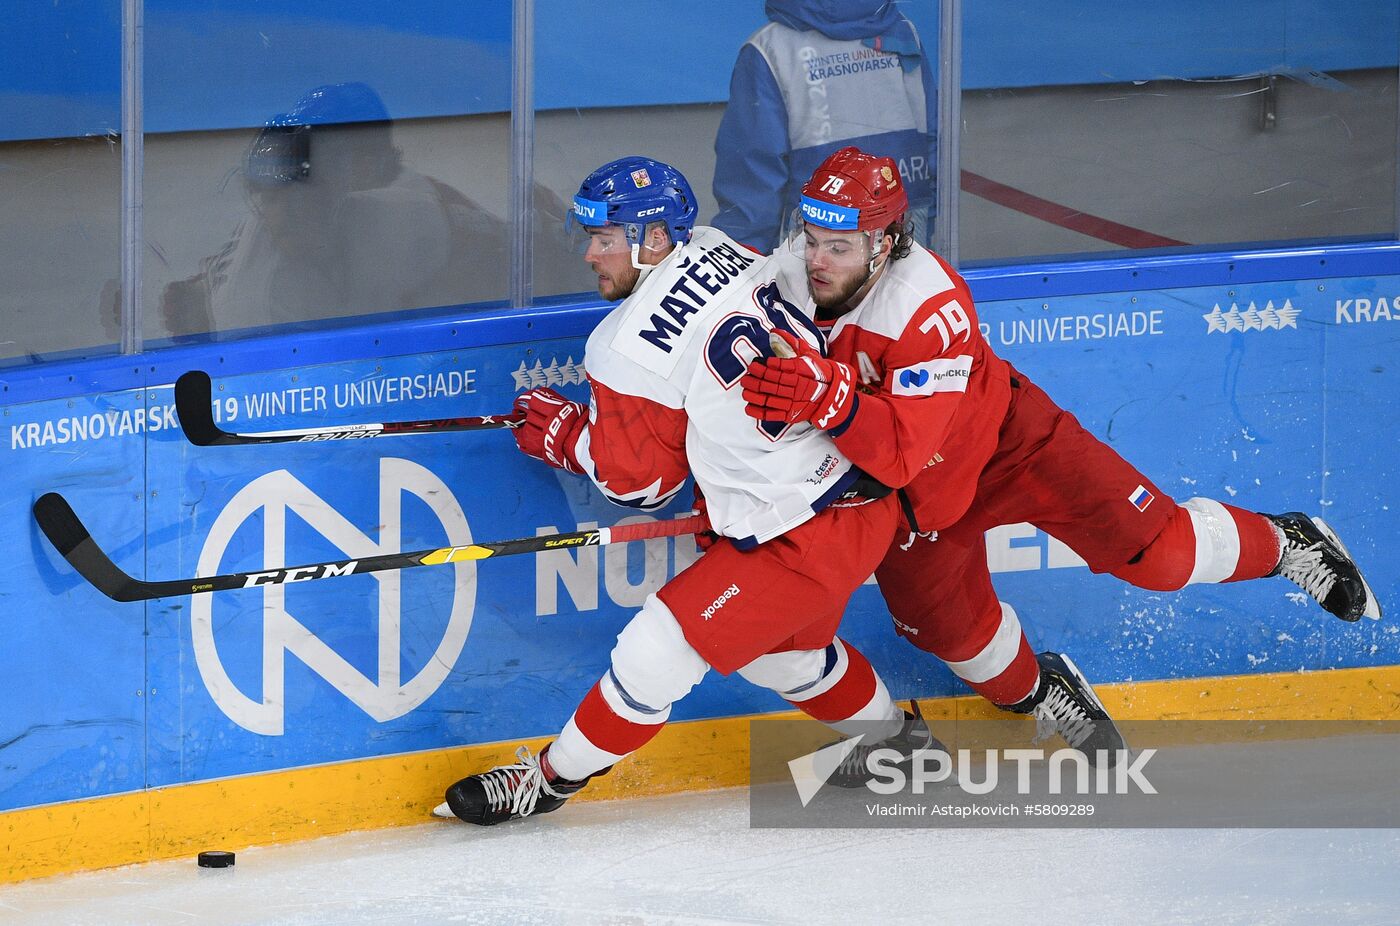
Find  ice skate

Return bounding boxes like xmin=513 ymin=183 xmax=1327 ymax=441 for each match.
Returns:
xmin=433 ymin=745 xmax=588 ymax=826
xmin=1009 ymin=652 xmax=1127 ymax=767
xmin=826 ymin=702 xmax=945 ymax=789
xmin=1267 ymin=513 xmax=1381 ymax=622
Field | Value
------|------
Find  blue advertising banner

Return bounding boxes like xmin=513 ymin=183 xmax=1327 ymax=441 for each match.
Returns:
xmin=2 ymin=272 xmax=1396 ymax=815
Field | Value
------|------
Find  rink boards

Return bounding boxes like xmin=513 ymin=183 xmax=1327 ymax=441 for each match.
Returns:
xmin=1 ymin=264 xmax=1397 ymax=880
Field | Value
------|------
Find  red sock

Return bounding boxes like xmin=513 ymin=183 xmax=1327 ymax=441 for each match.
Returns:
xmin=786 ymin=642 xmax=878 ymax=723
xmin=1221 ymin=504 xmax=1281 ymax=581
xmin=572 ymin=680 xmax=666 ymax=756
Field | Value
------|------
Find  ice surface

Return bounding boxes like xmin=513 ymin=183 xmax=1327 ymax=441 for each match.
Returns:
xmin=2 ymin=787 xmax=1398 ymax=925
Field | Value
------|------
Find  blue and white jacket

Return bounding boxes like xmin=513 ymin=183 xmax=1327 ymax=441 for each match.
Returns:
xmin=712 ymin=0 xmax=938 ymax=253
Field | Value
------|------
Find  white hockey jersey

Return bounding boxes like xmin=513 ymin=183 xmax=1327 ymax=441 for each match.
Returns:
xmin=569 ymin=226 xmax=861 ymax=548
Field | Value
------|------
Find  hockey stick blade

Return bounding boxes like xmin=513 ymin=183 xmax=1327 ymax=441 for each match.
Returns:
xmin=33 ymin=493 xmax=154 ymax=602
xmin=34 ymin=492 xmax=708 ymax=603
xmin=174 ymin=370 xmax=523 ymax=446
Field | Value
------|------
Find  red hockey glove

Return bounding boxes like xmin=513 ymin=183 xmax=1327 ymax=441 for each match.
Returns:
xmin=740 ymin=329 xmax=858 ymax=431
xmin=513 ymin=388 xmax=586 ymax=473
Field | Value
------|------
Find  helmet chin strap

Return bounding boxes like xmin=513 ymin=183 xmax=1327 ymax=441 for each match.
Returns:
xmin=865 ymin=229 xmax=890 ymax=274
xmin=629 ymin=238 xmax=683 ymax=278
xmin=849 ymin=233 xmax=896 ymax=304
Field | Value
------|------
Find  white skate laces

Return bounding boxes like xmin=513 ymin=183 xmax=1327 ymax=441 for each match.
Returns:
xmin=1276 ymin=540 xmax=1336 ymax=604
xmin=827 ymin=707 xmax=940 ymax=788
xmin=1032 ymin=685 xmax=1095 ymax=749
xmin=476 ymin=746 xmax=570 ymax=819
xmin=833 ymin=728 xmax=923 ymax=780
xmin=834 ymin=744 xmax=869 ymax=780
xmin=1017 ymin=652 xmax=1127 ymax=767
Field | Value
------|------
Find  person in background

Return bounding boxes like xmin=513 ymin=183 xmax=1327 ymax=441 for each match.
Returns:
xmin=713 ymin=0 xmax=937 ymax=254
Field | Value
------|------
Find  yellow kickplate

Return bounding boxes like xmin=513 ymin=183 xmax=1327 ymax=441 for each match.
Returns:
xmin=4 ymin=663 xmax=1397 ymax=885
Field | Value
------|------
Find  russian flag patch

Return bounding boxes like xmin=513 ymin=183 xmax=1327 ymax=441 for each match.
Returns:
xmin=1128 ymin=485 xmax=1154 ymax=512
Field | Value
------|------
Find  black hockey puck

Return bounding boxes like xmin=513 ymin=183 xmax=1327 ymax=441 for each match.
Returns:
xmin=197 ymin=850 xmax=235 ymax=869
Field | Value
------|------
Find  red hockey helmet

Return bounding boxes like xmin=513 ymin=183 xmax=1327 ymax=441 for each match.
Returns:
xmin=798 ymin=147 xmax=908 ymax=232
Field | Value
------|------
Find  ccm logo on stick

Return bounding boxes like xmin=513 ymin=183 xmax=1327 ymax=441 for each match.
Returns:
xmin=243 ymin=562 xmax=359 ymax=587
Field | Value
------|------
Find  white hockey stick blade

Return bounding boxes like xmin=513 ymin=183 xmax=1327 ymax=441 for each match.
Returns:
xmin=432 ymin=801 xmax=456 ymax=819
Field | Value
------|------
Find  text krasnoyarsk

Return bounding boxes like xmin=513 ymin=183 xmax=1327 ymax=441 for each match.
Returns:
xmin=864 ymin=747 xmax=1157 ymax=795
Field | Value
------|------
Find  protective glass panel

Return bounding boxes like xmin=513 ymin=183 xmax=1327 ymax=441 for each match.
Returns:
xmin=143 ymin=3 xmax=512 ymax=343
xmin=532 ymin=0 xmax=939 ymax=299
xmin=0 ymin=3 xmax=122 ymax=365
xmin=960 ymin=2 xmax=1399 ymax=264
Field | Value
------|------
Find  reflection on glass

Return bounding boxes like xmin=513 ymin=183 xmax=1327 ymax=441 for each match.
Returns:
xmin=158 ymin=82 xmax=515 ymax=338
xmin=0 ymin=3 xmax=121 ymax=364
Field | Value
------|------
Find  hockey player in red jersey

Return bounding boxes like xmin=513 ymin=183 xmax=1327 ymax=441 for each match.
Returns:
xmin=437 ymin=156 xmax=933 ymax=825
xmin=741 ymin=146 xmax=1382 ymax=761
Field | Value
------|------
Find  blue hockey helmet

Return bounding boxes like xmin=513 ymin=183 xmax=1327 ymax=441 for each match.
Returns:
xmin=277 ymin=81 xmax=391 ymax=127
xmin=569 ymin=156 xmax=697 ymax=247
xmin=246 ymin=82 xmax=394 ymax=186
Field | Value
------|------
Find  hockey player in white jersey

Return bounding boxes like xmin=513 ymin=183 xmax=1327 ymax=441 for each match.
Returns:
xmin=437 ymin=157 xmax=931 ymax=825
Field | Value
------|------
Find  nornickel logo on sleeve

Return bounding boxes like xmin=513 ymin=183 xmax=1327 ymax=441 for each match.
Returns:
xmin=890 ymin=357 xmax=972 ymax=396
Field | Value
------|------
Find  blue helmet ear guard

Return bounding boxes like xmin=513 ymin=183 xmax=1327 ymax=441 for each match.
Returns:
xmin=570 ymin=156 xmax=698 ymax=247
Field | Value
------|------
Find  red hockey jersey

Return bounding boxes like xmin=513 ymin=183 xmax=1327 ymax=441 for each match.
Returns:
xmin=774 ymin=244 xmax=1013 ymax=531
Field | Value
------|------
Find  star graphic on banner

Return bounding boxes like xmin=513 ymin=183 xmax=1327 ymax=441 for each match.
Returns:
xmin=561 ymin=356 xmax=584 ymax=385
xmin=1203 ymin=305 xmax=1227 ymax=333
xmin=1258 ymin=301 xmax=1280 ymax=329
xmin=1240 ymin=302 xmax=1262 ymax=330
xmin=1222 ymin=304 xmax=1244 ymax=331
xmin=1276 ymin=299 xmax=1300 ymax=329
xmin=513 ymin=356 xmax=589 ymax=391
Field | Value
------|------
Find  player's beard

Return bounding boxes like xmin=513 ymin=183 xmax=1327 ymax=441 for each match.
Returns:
xmin=807 ymin=265 xmax=871 ymax=313
xmin=596 ymin=262 xmax=642 ymax=301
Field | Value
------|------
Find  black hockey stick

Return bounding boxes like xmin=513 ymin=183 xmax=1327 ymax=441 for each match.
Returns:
xmin=34 ymin=492 xmax=706 ymax=603
xmin=174 ymin=371 xmax=524 ymax=446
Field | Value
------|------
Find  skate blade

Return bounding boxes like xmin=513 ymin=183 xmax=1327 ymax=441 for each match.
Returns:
xmin=431 ymin=801 xmax=456 ymax=819
xmin=1311 ymin=517 xmax=1383 ymax=621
